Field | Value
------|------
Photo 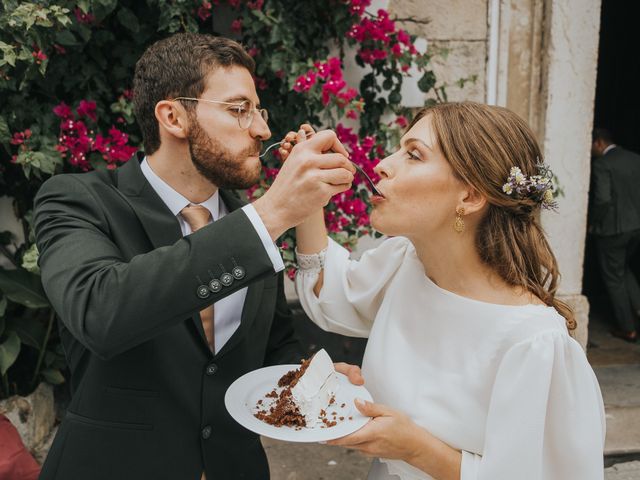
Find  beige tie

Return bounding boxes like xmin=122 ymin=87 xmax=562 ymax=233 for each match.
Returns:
xmin=181 ymin=204 xmax=215 ymax=352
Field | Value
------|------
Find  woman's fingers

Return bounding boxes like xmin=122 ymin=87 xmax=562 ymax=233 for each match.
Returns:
xmin=334 ymin=362 xmax=365 ymax=385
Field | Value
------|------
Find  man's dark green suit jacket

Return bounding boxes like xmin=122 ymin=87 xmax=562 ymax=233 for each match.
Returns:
xmin=33 ymin=156 xmax=301 ymax=479
xmin=590 ymin=146 xmax=640 ymax=236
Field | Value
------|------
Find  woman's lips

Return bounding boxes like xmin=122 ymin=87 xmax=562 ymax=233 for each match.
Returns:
xmin=370 ymin=194 xmax=385 ymax=204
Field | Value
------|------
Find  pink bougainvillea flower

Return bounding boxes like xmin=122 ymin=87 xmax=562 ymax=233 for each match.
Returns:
xmin=348 ymin=0 xmax=371 ymax=16
xmin=74 ymin=8 xmax=95 ymax=24
xmin=322 ymin=79 xmax=347 ymax=105
xmin=32 ymin=49 xmax=47 ymax=64
xmin=77 ymin=100 xmax=97 ymax=122
xmin=395 ymin=115 xmax=408 ymax=128
xmin=231 ymin=18 xmax=242 ymax=34
xmin=197 ymin=2 xmax=213 ymax=21
xmin=53 ymin=102 xmax=73 ymax=119
xmin=293 ymin=71 xmax=317 ymax=93
xmin=397 ymin=29 xmax=411 ymax=45
xmin=247 ymin=0 xmax=264 ymax=9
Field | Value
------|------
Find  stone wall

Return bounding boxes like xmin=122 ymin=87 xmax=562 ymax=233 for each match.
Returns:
xmin=389 ymin=0 xmax=488 ymax=103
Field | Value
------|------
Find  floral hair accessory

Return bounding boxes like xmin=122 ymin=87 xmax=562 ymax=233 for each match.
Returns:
xmin=502 ymin=162 xmax=558 ymax=211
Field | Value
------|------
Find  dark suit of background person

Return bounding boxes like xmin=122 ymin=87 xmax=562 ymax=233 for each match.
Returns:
xmin=33 ymin=154 xmax=302 ymax=479
xmin=590 ymin=129 xmax=640 ymax=341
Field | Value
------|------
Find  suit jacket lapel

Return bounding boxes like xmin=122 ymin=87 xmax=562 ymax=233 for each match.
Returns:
xmin=113 ymin=158 xmax=268 ymax=357
xmin=114 ymin=156 xmax=183 ymax=249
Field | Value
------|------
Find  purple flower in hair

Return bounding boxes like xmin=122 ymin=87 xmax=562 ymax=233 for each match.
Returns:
xmin=502 ymin=162 xmax=558 ymax=211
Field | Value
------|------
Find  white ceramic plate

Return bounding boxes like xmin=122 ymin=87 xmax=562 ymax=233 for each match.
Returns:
xmin=225 ymin=364 xmax=373 ymax=442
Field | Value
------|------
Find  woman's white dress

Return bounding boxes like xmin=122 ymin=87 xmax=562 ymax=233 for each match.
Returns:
xmin=295 ymin=236 xmax=605 ymax=480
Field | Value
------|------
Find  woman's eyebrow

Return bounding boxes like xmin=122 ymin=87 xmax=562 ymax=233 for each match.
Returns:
xmin=402 ymin=137 xmax=434 ymax=151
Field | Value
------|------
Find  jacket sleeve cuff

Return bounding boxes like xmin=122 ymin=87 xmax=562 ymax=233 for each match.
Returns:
xmin=241 ymin=204 xmax=285 ymax=273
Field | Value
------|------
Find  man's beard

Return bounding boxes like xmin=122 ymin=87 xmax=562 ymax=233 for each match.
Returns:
xmin=188 ymin=120 xmax=262 ymax=190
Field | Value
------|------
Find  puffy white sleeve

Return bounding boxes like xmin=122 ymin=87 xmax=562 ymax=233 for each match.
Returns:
xmin=460 ymin=330 xmax=606 ymax=480
xmin=294 ymin=236 xmax=410 ymax=338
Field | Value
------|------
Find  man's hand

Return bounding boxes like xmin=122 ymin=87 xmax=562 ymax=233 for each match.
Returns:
xmin=253 ymin=127 xmax=355 ymax=240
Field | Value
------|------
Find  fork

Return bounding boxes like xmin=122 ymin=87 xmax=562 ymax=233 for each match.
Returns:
xmin=259 ymin=134 xmax=383 ymax=196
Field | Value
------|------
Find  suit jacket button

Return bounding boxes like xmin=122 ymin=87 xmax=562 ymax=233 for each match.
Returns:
xmin=197 ymin=285 xmax=210 ymax=299
xmin=232 ymin=266 xmax=246 ymax=280
xmin=208 ymin=279 xmax=222 ymax=293
xmin=206 ymin=363 xmax=218 ymax=376
xmin=201 ymin=425 xmax=212 ymax=439
xmin=220 ymin=272 xmax=233 ymax=287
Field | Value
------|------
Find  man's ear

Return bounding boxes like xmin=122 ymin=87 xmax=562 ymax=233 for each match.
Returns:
xmin=155 ymin=100 xmax=189 ymax=141
xmin=460 ymin=186 xmax=487 ymax=216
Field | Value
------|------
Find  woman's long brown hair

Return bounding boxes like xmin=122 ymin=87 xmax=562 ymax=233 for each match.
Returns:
xmin=408 ymin=102 xmax=576 ymax=331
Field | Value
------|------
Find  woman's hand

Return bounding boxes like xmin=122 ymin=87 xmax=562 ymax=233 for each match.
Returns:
xmin=279 ymin=123 xmax=315 ymax=161
xmin=328 ymin=399 xmax=462 ymax=480
xmin=327 ymin=399 xmax=424 ymax=461
xmin=333 ymin=362 xmax=365 ymax=386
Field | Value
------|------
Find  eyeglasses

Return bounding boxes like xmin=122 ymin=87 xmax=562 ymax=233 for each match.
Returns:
xmin=171 ymin=97 xmax=269 ymax=130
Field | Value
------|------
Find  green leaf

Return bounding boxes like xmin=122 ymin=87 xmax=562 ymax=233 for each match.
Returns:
xmin=0 ymin=331 xmax=20 ymax=376
xmin=41 ymin=368 xmax=65 ymax=385
xmin=55 ymin=30 xmax=79 ymax=47
xmin=117 ymin=8 xmax=140 ymax=33
xmin=0 ymin=115 xmax=9 ymax=144
xmin=417 ymin=71 xmax=436 ymax=93
xmin=0 ymin=296 xmax=6 ymax=317
xmin=6 ymin=316 xmax=45 ymax=350
xmin=0 ymin=268 xmax=49 ymax=309
xmin=76 ymin=0 xmax=90 ymax=14
xmin=388 ymin=90 xmax=402 ymax=105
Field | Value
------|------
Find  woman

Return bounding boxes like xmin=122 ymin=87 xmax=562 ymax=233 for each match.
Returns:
xmin=288 ymin=102 xmax=605 ymax=479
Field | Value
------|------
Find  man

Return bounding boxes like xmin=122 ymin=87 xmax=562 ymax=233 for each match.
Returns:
xmin=34 ymin=33 xmax=358 ymax=479
xmin=590 ymin=128 xmax=640 ymax=342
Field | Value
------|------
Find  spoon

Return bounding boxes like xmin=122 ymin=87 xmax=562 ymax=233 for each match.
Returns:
xmin=259 ymin=134 xmax=383 ymax=197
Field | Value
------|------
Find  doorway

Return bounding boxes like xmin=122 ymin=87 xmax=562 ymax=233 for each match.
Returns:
xmin=584 ymin=0 xmax=640 ymax=351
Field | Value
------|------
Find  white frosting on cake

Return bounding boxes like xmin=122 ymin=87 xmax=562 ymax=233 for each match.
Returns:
xmin=290 ymin=349 xmax=339 ymax=427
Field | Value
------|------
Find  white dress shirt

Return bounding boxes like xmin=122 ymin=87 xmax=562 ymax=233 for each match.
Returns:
xmin=296 ymin=236 xmax=606 ymax=480
xmin=603 ymin=144 xmax=617 ymax=155
xmin=140 ymin=158 xmax=283 ymax=353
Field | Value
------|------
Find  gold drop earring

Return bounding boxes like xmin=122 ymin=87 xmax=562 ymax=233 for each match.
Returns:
xmin=454 ymin=207 xmax=465 ymax=233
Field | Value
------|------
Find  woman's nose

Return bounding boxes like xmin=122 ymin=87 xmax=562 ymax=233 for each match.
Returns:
xmin=374 ymin=155 xmax=393 ymax=178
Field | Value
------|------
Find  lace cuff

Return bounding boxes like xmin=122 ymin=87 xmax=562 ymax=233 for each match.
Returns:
xmin=295 ymin=247 xmax=327 ymax=273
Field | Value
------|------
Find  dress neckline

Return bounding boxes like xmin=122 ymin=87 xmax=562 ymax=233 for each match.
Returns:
xmin=405 ymin=246 xmax=556 ymax=311
xmin=422 ymin=271 xmax=554 ymax=310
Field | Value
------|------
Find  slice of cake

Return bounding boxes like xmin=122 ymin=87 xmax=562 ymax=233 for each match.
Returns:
xmin=254 ymin=349 xmax=339 ymax=428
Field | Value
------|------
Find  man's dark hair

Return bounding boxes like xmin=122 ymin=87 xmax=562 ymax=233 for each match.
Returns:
xmin=133 ymin=33 xmax=255 ymax=154
xmin=592 ymin=127 xmax=614 ymax=144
